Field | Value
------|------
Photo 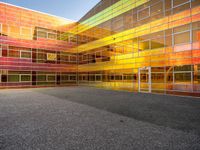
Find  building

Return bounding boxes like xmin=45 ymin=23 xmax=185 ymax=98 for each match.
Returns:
xmin=75 ymin=0 xmax=200 ymax=97
xmin=1 ymin=0 xmax=200 ymax=97
xmin=0 ymin=2 xmax=78 ymax=88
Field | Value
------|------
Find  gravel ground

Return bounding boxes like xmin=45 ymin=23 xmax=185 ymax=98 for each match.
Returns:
xmin=0 ymin=87 xmax=200 ymax=150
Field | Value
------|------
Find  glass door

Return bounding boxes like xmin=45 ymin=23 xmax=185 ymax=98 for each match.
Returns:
xmin=139 ymin=67 xmax=151 ymax=93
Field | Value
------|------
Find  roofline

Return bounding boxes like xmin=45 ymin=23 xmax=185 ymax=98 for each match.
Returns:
xmin=0 ymin=1 xmax=76 ymax=23
xmin=79 ymin=0 xmax=101 ymax=22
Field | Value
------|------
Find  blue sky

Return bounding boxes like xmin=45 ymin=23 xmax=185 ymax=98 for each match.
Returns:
xmin=0 ymin=0 xmax=100 ymax=21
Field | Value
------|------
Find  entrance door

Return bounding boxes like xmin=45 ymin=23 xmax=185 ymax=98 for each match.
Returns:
xmin=138 ymin=67 xmax=151 ymax=93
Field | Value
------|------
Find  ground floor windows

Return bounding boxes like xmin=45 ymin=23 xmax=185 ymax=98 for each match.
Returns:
xmin=8 ymin=75 xmax=20 ymax=82
xmin=0 ymin=66 xmax=199 ymax=96
xmin=174 ymin=72 xmax=192 ymax=83
xmin=36 ymin=73 xmax=56 ymax=85
xmin=21 ymin=75 xmax=31 ymax=82
xmin=77 ymin=65 xmax=200 ymax=95
xmin=7 ymin=72 xmax=32 ymax=83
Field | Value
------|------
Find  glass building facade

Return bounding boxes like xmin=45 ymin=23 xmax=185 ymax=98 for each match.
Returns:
xmin=0 ymin=2 xmax=78 ymax=88
xmin=1 ymin=0 xmax=200 ymax=97
xmin=75 ymin=0 xmax=200 ymax=97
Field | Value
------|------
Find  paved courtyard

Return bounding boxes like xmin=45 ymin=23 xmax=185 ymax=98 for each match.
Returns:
xmin=0 ymin=87 xmax=200 ymax=150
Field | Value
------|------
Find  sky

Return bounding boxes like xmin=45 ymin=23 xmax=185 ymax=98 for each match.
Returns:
xmin=0 ymin=0 xmax=100 ymax=21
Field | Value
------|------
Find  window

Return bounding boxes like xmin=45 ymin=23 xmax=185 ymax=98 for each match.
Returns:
xmin=95 ymin=75 xmax=102 ymax=81
xmin=47 ymin=53 xmax=57 ymax=61
xmin=69 ymin=75 xmax=76 ymax=81
xmin=21 ymin=75 xmax=31 ymax=82
xmin=174 ymin=65 xmax=192 ymax=72
xmin=174 ymin=65 xmax=193 ymax=83
xmin=137 ymin=7 xmax=150 ymax=21
xmin=151 ymin=73 xmax=165 ymax=83
xmin=192 ymin=22 xmax=200 ymax=43
xmin=37 ymin=75 xmax=46 ymax=81
xmin=70 ymin=55 xmax=77 ymax=62
xmin=174 ymin=25 xmax=191 ymax=45
xmin=60 ymin=53 xmax=69 ymax=63
xmin=124 ymin=11 xmax=133 ymax=29
xmin=68 ymin=34 xmax=77 ymax=43
xmin=47 ymin=75 xmax=56 ymax=82
xmin=96 ymin=51 xmax=102 ymax=59
xmin=8 ymin=75 xmax=19 ymax=82
xmin=174 ymin=31 xmax=190 ymax=45
xmin=192 ymin=0 xmax=200 ymax=7
xmin=174 ymin=24 xmax=190 ymax=33
xmin=173 ymin=0 xmax=190 ymax=14
xmin=175 ymin=73 xmax=191 ymax=83
xmin=20 ymin=50 xmax=32 ymax=59
xmin=36 ymin=27 xmax=58 ymax=39
xmin=151 ymin=2 xmax=163 ymax=16
xmin=112 ymin=15 xmax=124 ymax=32
xmin=173 ymin=0 xmax=190 ymax=7
xmin=9 ymin=50 xmax=20 ymax=58
xmin=61 ymin=75 xmax=68 ymax=81
xmin=37 ymin=31 xmax=47 ymax=38
xmin=48 ymin=33 xmax=57 ymax=40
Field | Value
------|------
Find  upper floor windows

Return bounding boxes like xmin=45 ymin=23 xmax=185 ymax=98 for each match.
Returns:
xmin=173 ymin=0 xmax=190 ymax=7
xmin=8 ymin=48 xmax=32 ymax=59
xmin=36 ymin=27 xmax=57 ymax=40
xmin=173 ymin=24 xmax=191 ymax=45
xmin=37 ymin=31 xmax=47 ymax=38
xmin=35 ymin=27 xmax=77 ymax=43
xmin=150 ymin=1 xmax=163 ymax=16
xmin=20 ymin=50 xmax=32 ymax=59
xmin=172 ymin=0 xmax=190 ymax=14
xmin=7 ymin=71 xmax=32 ymax=83
xmin=137 ymin=7 xmax=150 ymax=21
xmin=174 ymin=31 xmax=190 ymax=45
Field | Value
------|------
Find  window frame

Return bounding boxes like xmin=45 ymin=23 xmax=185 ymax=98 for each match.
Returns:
xmin=173 ymin=65 xmax=193 ymax=84
xmin=95 ymin=74 xmax=102 ymax=82
xmin=8 ymin=74 xmax=20 ymax=83
xmin=172 ymin=0 xmax=190 ymax=8
xmin=47 ymin=32 xmax=57 ymax=40
xmin=37 ymin=30 xmax=47 ymax=39
xmin=137 ymin=6 xmax=150 ymax=21
xmin=69 ymin=74 xmax=77 ymax=81
xmin=150 ymin=1 xmax=164 ymax=16
xmin=46 ymin=74 xmax=56 ymax=82
xmin=61 ymin=74 xmax=69 ymax=81
xmin=0 ymin=46 xmax=2 ymax=57
xmin=20 ymin=50 xmax=32 ymax=59
xmin=20 ymin=74 xmax=32 ymax=82
xmin=173 ymin=30 xmax=191 ymax=45
xmin=69 ymin=55 xmax=77 ymax=62
xmin=47 ymin=52 xmax=57 ymax=61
